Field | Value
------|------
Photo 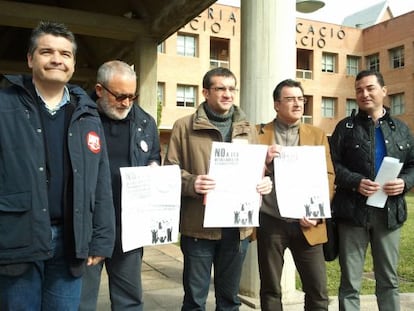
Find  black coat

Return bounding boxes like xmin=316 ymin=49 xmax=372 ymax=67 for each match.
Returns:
xmin=0 ymin=75 xmax=115 ymax=275
xmin=330 ymin=108 xmax=414 ymax=229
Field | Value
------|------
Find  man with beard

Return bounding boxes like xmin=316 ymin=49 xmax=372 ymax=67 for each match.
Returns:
xmin=80 ymin=60 xmax=161 ymax=311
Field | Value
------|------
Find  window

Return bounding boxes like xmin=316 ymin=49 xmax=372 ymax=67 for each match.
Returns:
xmin=321 ymin=97 xmax=336 ymax=118
xmin=390 ymin=93 xmax=404 ymax=115
xmin=157 ymin=82 xmax=165 ymax=106
xmin=347 ymin=56 xmax=360 ymax=76
xmin=389 ymin=46 xmax=404 ymax=69
xmin=157 ymin=42 xmax=165 ymax=53
xmin=366 ymin=53 xmax=380 ymax=71
xmin=346 ymin=99 xmax=358 ymax=116
xmin=177 ymin=34 xmax=197 ymax=57
xmin=322 ymin=53 xmax=336 ymax=73
xmin=210 ymin=37 xmax=230 ymax=69
xmin=176 ymin=85 xmax=196 ymax=107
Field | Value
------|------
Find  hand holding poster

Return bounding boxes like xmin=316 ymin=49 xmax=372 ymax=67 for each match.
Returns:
xmin=273 ymin=146 xmax=331 ymax=219
xmin=120 ymin=165 xmax=181 ymax=252
xmin=366 ymin=156 xmax=403 ymax=208
xmin=203 ymin=142 xmax=268 ymax=227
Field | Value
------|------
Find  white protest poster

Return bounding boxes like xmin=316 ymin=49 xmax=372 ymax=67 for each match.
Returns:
xmin=274 ymin=146 xmax=331 ymax=219
xmin=120 ymin=165 xmax=181 ymax=252
xmin=203 ymin=142 xmax=268 ymax=227
xmin=366 ymin=156 xmax=403 ymax=208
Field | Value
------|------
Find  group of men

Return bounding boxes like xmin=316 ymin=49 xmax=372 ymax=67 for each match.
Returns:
xmin=0 ymin=21 xmax=413 ymax=311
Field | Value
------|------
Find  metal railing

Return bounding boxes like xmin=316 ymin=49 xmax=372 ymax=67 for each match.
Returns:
xmin=296 ymin=69 xmax=312 ymax=80
xmin=301 ymin=115 xmax=312 ymax=124
xmin=210 ymin=59 xmax=230 ymax=69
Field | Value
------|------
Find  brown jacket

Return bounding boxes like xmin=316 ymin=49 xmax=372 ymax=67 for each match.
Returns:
xmin=256 ymin=120 xmax=335 ymax=245
xmin=164 ymin=103 xmax=258 ymax=240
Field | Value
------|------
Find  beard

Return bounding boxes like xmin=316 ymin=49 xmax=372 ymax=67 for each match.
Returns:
xmin=99 ymin=98 xmax=132 ymax=120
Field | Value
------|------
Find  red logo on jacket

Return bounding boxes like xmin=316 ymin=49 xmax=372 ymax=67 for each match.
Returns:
xmin=87 ymin=131 xmax=101 ymax=154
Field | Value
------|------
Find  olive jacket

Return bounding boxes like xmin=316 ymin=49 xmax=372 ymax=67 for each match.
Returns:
xmin=164 ymin=103 xmax=259 ymax=240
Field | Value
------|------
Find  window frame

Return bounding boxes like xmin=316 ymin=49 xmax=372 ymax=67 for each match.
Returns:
xmin=177 ymin=33 xmax=197 ymax=57
xmin=347 ymin=55 xmax=360 ymax=76
xmin=176 ymin=85 xmax=196 ymax=108
xmin=322 ymin=53 xmax=336 ymax=73
xmin=389 ymin=46 xmax=405 ymax=69
xmin=321 ymin=97 xmax=336 ymax=118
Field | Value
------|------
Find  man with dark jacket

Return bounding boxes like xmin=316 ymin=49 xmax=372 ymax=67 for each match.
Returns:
xmin=330 ymin=70 xmax=414 ymax=310
xmin=80 ymin=60 xmax=161 ymax=311
xmin=0 ymin=21 xmax=115 ymax=310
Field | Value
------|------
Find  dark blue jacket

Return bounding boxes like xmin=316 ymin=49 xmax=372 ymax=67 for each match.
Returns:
xmin=330 ymin=108 xmax=414 ymax=229
xmin=128 ymin=104 xmax=161 ymax=167
xmin=99 ymin=102 xmax=161 ymax=252
xmin=0 ymin=75 xmax=115 ymax=271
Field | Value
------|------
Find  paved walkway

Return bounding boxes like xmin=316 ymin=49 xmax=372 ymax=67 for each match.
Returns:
xmin=97 ymin=244 xmax=414 ymax=310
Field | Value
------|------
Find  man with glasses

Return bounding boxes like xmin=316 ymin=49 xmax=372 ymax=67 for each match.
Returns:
xmin=256 ymin=79 xmax=335 ymax=310
xmin=80 ymin=60 xmax=161 ymax=311
xmin=164 ymin=67 xmax=272 ymax=310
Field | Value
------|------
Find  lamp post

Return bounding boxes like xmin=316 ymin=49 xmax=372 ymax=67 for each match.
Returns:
xmin=296 ymin=0 xmax=325 ymax=13
xmin=239 ymin=0 xmax=325 ymax=307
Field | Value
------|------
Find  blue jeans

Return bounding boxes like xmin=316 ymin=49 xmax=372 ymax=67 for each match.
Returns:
xmin=80 ymin=247 xmax=143 ymax=311
xmin=0 ymin=225 xmax=82 ymax=311
xmin=338 ymin=208 xmax=401 ymax=311
xmin=180 ymin=229 xmax=249 ymax=311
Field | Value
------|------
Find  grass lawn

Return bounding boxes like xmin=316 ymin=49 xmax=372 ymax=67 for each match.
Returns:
xmin=299 ymin=193 xmax=414 ymax=296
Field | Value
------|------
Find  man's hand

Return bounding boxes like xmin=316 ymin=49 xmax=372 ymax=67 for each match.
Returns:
xmin=299 ymin=217 xmax=320 ymax=228
xmin=358 ymin=178 xmax=380 ymax=196
xmin=266 ymin=144 xmax=283 ymax=165
xmin=86 ymin=256 xmax=105 ymax=266
xmin=256 ymin=176 xmax=273 ymax=195
xmin=194 ymin=175 xmax=216 ymax=194
xmin=383 ymin=178 xmax=405 ymax=196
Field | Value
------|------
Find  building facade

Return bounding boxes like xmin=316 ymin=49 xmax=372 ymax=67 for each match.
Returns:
xmin=157 ymin=3 xmax=240 ymax=150
xmin=157 ymin=3 xmax=414 ymax=149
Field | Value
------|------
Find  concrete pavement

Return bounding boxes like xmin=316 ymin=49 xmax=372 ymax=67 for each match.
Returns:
xmin=96 ymin=244 xmax=414 ymax=310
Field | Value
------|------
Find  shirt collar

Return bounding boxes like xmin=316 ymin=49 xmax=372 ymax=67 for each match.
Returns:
xmin=35 ymin=86 xmax=70 ymax=115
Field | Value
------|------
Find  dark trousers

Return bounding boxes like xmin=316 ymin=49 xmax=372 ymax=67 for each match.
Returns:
xmin=80 ymin=247 xmax=143 ymax=311
xmin=180 ymin=229 xmax=249 ymax=311
xmin=257 ymin=213 xmax=328 ymax=311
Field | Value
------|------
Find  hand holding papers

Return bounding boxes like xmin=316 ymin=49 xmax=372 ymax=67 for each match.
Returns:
xmin=367 ymin=156 xmax=403 ymax=208
xmin=120 ymin=165 xmax=181 ymax=252
xmin=273 ymin=146 xmax=331 ymax=219
xmin=203 ymin=142 xmax=268 ymax=228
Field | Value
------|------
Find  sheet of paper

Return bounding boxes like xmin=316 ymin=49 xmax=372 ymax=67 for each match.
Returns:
xmin=274 ymin=146 xmax=331 ymax=219
xmin=120 ymin=165 xmax=181 ymax=252
xmin=366 ymin=156 xmax=403 ymax=208
xmin=203 ymin=142 xmax=268 ymax=228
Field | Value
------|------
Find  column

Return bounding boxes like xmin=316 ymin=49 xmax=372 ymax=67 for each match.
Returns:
xmin=238 ymin=0 xmax=302 ymax=307
xmin=134 ymin=38 xmax=158 ymax=119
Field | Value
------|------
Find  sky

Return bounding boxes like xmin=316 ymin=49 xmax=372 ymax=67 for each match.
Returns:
xmin=216 ymin=0 xmax=414 ymax=25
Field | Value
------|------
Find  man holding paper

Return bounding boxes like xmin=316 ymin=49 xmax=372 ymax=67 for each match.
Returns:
xmin=164 ymin=67 xmax=272 ymax=310
xmin=256 ymin=79 xmax=335 ymax=311
xmin=330 ymin=70 xmax=414 ymax=310
xmin=80 ymin=60 xmax=161 ymax=311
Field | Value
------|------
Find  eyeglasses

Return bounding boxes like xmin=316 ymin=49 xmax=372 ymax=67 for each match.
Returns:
xmin=279 ymin=96 xmax=307 ymax=104
xmin=209 ymin=86 xmax=238 ymax=94
xmin=100 ymin=83 xmax=138 ymax=102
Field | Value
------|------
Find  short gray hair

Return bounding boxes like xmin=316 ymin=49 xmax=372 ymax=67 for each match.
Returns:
xmin=97 ymin=60 xmax=136 ymax=85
